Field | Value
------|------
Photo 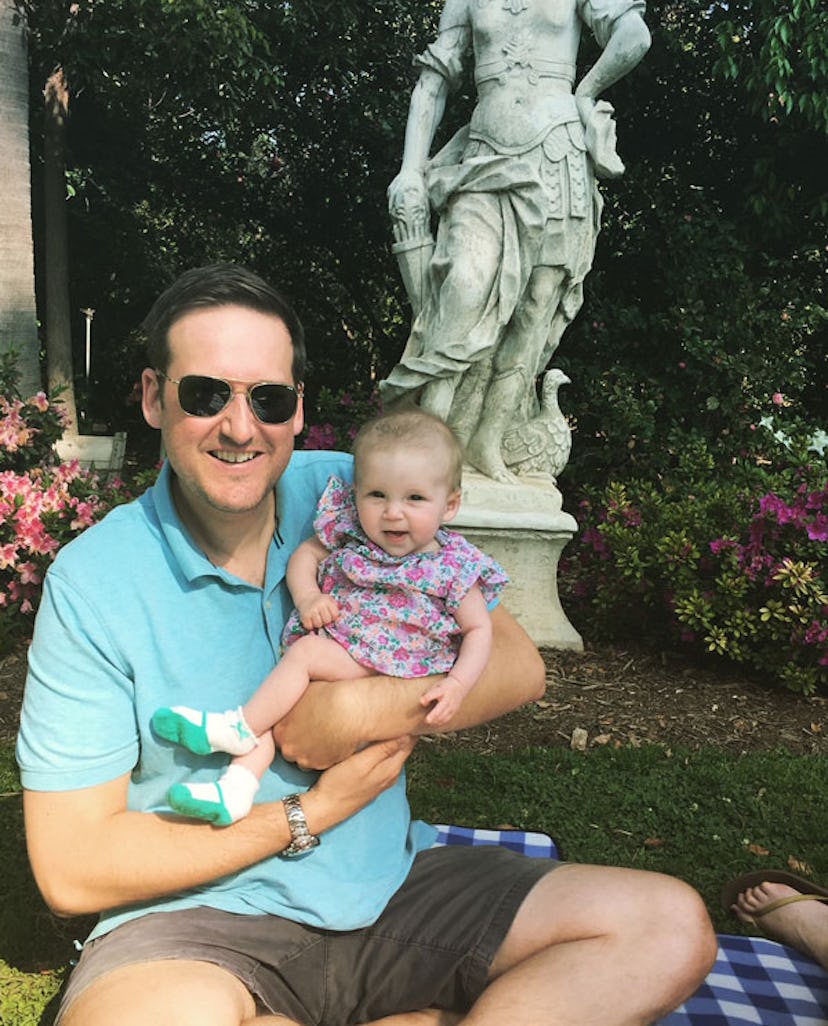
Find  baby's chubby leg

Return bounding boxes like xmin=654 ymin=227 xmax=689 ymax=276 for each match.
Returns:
xmin=243 ymin=632 xmax=372 ymax=734
xmin=160 ymin=635 xmax=371 ymax=824
xmin=152 ymin=634 xmax=367 ymax=758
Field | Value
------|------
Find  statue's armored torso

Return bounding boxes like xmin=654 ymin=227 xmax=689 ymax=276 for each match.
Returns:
xmin=466 ymin=0 xmax=583 ymax=151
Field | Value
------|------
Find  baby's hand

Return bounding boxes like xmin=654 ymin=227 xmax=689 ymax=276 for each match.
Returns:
xmin=299 ymin=594 xmax=339 ymax=631
xmin=420 ymin=675 xmax=468 ymax=727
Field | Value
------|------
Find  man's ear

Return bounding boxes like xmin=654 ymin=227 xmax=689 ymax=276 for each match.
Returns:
xmin=292 ymin=392 xmax=305 ymax=439
xmin=442 ymin=488 xmax=462 ymax=524
xmin=141 ymin=368 xmax=164 ymax=429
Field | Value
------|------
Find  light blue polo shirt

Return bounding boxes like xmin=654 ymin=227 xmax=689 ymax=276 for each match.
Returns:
xmin=16 ymin=451 xmax=437 ymax=942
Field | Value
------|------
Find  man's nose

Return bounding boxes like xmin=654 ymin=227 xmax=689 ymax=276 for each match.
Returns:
xmin=219 ymin=392 xmax=256 ymax=441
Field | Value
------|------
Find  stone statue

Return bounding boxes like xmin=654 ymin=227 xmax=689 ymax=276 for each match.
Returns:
xmin=381 ymin=0 xmax=650 ymax=483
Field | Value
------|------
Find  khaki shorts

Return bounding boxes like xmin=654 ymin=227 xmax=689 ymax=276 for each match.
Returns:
xmin=57 ymin=845 xmax=558 ymax=1025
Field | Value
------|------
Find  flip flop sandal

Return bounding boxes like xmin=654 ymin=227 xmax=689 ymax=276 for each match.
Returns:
xmin=721 ymin=870 xmax=828 ymax=921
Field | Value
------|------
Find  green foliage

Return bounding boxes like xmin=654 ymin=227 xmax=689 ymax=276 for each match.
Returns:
xmin=561 ymin=427 xmax=828 ymax=693
xmin=301 ymin=384 xmax=381 ymax=452
xmin=712 ymin=0 xmax=828 ymax=135
xmin=560 ymin=161 xmax=826 ymax=493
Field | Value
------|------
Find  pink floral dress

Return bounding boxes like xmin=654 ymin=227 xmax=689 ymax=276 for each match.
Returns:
xmin=282 ymin=476 xmax=508 ymax=677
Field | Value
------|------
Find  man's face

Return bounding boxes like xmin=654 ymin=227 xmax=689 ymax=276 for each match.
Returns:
xmin=141 ymin=303 xmax=303 ymax=525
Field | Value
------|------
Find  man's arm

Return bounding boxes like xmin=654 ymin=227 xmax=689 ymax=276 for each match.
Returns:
xmin=273 ymin=603 xmax=546 ymax=769
xmin=23 ymin=737 xmax=415 ymax=917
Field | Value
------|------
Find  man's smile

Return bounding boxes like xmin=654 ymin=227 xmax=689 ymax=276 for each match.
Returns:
xmin=212 ymin=451 xmax=258 ymax=464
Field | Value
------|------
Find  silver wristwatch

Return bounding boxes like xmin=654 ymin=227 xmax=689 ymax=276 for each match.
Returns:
xmin=280 ymin=793 xmax=320 ymax=857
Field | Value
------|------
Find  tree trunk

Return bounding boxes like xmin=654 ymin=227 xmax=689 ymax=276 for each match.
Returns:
xmin=0 ymin=0 xmax=42 ymax=398
xmin=43 ymin=65 xmax=78 ymax=434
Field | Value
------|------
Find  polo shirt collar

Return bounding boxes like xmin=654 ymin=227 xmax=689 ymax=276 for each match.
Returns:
xmin=150 ymin=461 xmax=275 ymax=589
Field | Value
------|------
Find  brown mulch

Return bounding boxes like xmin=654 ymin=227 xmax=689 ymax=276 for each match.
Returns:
xmin=2 ymin=640 xmax=825 ymax=756
xmin=425 ymin=645 xmax=827 ymax=758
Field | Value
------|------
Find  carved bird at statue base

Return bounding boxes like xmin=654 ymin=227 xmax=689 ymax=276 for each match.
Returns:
xmin=501 ymin=368 xmax=572 ymax=480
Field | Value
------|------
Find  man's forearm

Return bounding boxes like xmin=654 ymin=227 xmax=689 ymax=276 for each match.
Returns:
xmin=274 ymin=605 xmax=546 ymax=768
xmin=24 ymin=738 xmax=416 ymax=917
xmin=24 ymin=777 xmax=297 ymax=917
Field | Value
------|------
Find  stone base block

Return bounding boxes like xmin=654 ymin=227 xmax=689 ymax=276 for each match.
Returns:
xmin=454 ymin=469 xmax=583 ymax=651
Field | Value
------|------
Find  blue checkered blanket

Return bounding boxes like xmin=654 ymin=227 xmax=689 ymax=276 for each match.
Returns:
xmin=433 ymin=825 xmax=828 ymax=1026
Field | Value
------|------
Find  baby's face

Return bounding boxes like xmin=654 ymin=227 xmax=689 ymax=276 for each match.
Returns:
xmin=354 ymin=446 xmax=461 ymax=558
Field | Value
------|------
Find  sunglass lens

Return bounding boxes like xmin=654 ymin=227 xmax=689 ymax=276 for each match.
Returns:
xmin=250 ymin=384 xmax=298 ymax=424
xmin=178 ymin=375 xmax=232 ymax=417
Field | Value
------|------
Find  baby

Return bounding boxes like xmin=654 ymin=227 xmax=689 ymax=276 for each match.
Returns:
xmin=152 ymin=408 xmax=507 ymax=824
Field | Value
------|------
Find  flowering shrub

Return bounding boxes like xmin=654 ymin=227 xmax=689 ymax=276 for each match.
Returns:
xmin=0 ymin=354 xmax=70 ymax=474
xmin=301 ymin=385 xmax=381 ymax=452
xmin=560 ymin=426 xmax=827 ymax=694
xmin=0 ymin=354 xmax=135 ymax=652
xmin=0 ymin=463 xmax=132 ymax=650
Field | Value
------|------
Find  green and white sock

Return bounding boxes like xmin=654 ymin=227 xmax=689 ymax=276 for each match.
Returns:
xmin=151 ymin=705 xmax=257 ymax=756
xmin=167 ymin=764 xmax=260 ymax=826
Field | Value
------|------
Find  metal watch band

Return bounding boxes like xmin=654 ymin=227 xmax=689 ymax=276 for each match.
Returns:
xmin=280 ymin=793 xmax=320 ymax=857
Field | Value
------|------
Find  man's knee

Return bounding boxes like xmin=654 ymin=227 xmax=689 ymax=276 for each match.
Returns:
xmin=61 ymin=959 xmax=256 ymax=1026
xmin=491 ymin=864 xmax=716 ymax=981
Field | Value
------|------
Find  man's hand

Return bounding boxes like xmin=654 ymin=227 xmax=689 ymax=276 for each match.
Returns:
xmin=305 ymin=735 xmax=417 ymax=831
xmin=273 ymin=604 xmax=545 ymax=770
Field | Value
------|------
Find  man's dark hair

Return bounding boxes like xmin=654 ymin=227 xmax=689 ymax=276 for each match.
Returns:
xmin=142 ymin=263 xmax=306 ymax=383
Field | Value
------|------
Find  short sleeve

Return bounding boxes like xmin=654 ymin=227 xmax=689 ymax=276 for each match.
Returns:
xmin=438 ymin=532 xmax=509 ymax=612
xmin=415 ymin=39 xmax=466 ymax=91
xmin=578 ymin=0 xmax=647 ymax=49
xmin=16 ymin=571 xmax=139 ymax=791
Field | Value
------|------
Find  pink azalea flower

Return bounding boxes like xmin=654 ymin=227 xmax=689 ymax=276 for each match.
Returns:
xmin=0 ymin=542 xmax=18 ymax=569
xmin=28 ymin=392 xmax=49 ymax=413
xmin=17 ymin=562 xmax=42 ymax=585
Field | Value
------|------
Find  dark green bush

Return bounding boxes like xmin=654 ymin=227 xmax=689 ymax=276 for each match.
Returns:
xmin=560 ymin=424 xmax=827 ymax=694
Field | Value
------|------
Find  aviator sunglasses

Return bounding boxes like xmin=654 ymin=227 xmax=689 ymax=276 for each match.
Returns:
xmin=156 ymin=371 xmax=303 ymax=425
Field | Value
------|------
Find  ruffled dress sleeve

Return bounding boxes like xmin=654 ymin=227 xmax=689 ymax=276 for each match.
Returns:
xmin=312 ymin=475 xmax=363 ymax=551
xmin=435 ymin=529 xmax=509 ymax=611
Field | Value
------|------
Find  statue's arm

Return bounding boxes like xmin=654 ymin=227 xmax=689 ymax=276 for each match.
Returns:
xmin=388 ymin=0 xmax=471 ymax=224
xmin=575 ymin=8 xmax=651 ymax=103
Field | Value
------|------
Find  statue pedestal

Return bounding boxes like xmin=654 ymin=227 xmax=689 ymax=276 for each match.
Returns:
xmin=454 ymin=469 xmax=583 ymax=651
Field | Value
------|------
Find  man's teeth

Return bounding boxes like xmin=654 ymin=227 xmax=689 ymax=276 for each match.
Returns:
xmin=215 ymin=452 xmax=256 ymax=464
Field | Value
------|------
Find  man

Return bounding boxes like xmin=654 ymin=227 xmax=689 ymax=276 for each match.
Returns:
xmin=382 ymin=0 xmax=651 ymax=483
xmin=18 ymin=264 xmax=715 ymax=1025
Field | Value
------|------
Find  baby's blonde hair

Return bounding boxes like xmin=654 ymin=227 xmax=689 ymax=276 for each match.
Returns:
xmin=352 ymin=407 xmax=463 ymax=491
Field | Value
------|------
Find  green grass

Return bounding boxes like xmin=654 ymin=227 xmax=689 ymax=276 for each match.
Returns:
xmin=407 ymin=742 xmax=828 ymax=934
xmin=2 ymin=739 xmax=826 ymax=1024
